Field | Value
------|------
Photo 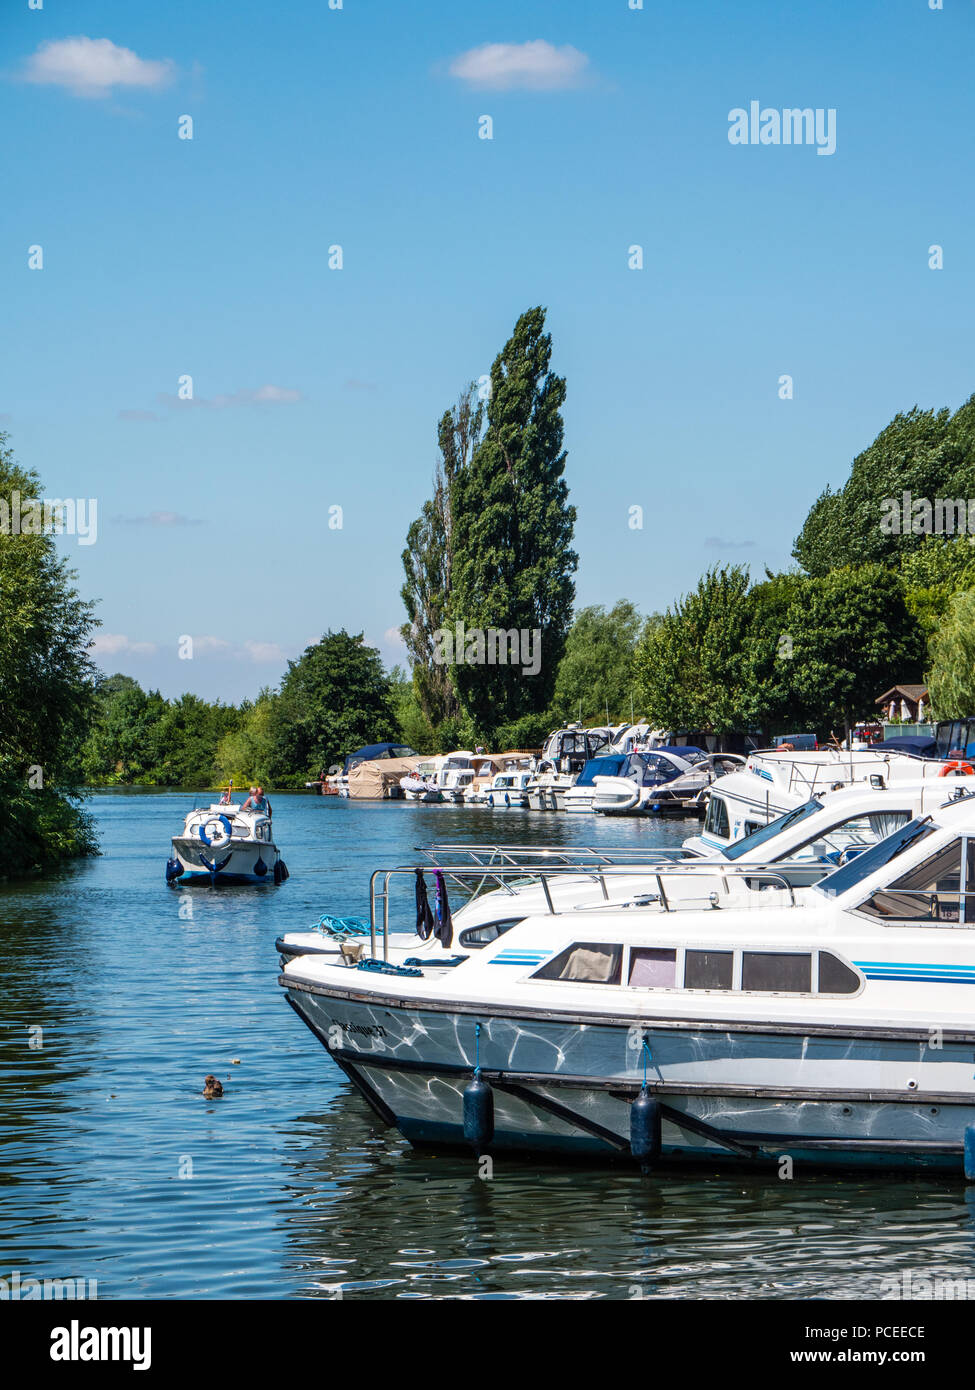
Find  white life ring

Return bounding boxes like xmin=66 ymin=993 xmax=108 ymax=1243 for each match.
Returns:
xmin=199 ymin=814 xmax=232 ymax=849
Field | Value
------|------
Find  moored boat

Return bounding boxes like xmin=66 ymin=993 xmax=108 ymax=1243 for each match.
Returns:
xmin=485 ymin=769 xmax=533 ymax=807
xmin=280 ymin=792 xmax=975 ymax=1171
xmin=527 ymin=724 xmax=607 ymax=811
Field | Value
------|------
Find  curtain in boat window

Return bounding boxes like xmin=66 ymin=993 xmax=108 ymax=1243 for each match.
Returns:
xmin=860 ymin=838 xmax=963 ymax=922
xmin=868 ymin=812 xmax=911 ymax=840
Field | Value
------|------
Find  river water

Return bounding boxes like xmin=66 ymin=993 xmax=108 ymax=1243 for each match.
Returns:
xmin=2 ymin=790 xmax=974 ymax=1301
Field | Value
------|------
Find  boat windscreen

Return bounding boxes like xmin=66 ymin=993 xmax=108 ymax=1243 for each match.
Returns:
xmin=813 ymin=816 xmax=935 ymax=898
xmin=722 ymin=799 xmax=824 ymax=859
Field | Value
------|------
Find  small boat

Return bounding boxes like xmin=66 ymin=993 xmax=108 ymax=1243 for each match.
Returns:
xmin=400 ymin=759 xmax=444 ymax=802
xmin=486 ymin=770 xmax=533 ymax=807
xmin=166 ymin=800 xmax=288 ymax=884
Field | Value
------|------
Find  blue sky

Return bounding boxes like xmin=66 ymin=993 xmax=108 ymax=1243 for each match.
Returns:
xmin=3 ymin=0 xmax=974 ymax=701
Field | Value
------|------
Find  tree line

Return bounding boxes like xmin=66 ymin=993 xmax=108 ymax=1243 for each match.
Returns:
xmin=12 ymin=319 xmax=975 ymax=876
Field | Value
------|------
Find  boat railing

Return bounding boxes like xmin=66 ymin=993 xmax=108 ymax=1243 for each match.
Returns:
xmin=369 ymin=861 xmax=797 ymax=961
xmin=417 ymin=841 xmax=694 ymax=903
xmin=750 ymin=750 xmax=929 ymax=798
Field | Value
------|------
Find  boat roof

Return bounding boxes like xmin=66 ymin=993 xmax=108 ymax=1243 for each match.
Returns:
xmin=344 ymin=742 xmax=417 ymax=771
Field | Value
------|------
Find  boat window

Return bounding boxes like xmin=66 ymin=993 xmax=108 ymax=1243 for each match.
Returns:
xmin=818 ymin=952 xmax=862 ymax=995
xmin=628 ymin=948 xmax=677 ymax=988
xmin=814 ymin=817 xmax=935 ymax=899
xmin=741 ymin=951 xmax=811 ymax=993
xmin=704 ymin=794 xmax=730 ymax=839
xmin=858 ymin=837 xmax=967 ymax=923
xmin=722 ymin=799 xmax=822 ymax=859
xmin=533 ymin=943 xmax=623 ymax=984
xmin=458 ymin=919 xmax=523 ymax=948
xmin=684 ymin=949 xmax=734 ymax=990
xmin=786 ymin=811 xmax=911 ymax=864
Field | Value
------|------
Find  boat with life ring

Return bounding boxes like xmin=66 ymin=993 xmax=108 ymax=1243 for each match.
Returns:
xmin=166 ymin=800 xmax=289 ymax=885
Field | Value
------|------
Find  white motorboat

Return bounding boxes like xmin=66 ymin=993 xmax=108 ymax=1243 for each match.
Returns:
xmin=281 ymin=791 xmax=975 ymax=1171
xmin=485 ymin=769 xmax=533 ymax=807
xmin=698 ymin=745 xmax=952 ymax=851
xmin=527 ymin=724 xmax=607 ymax=811
xmin=436 ymin=752 xmax=479 ymax=803
xmin=400 ymin=759 xmax=444 ymax=802
xmin=565 ymin=748 xmax=744 ymax=815
xmin=273 ymin=781 xmax=968 ymax=961
xmin=167 ymin=801 xmax=288 ymax=885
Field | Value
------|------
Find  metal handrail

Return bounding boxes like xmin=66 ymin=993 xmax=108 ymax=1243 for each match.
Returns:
xmin=369 ymin=861 xmax=798 ymax=961
xmin=417 ymin=842 xmax=697 ymax=905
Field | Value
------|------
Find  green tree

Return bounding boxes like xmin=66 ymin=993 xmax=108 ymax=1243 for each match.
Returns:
xmin=400 ymin=385 xmax=483 ymax=726
xmin=636 ymin=566 xmax=752 ymax=733
xmin=926 ymin=589 xmax=975 ymax=718
xmin=271 ymin=630 xmax=397 ymax=780
xmin=792 ymin=400 xmax=975 ymax=575
xmin=449 ymin=307 xmax=577 ymax=737
xmin=0 ymin=433 xmax=99 ymax=874
xmin=785 ymin=564 xmax=925 ymax=737
xmin=82 ymin=674 xmax=167 ymax=783
xmin=150 ymin=693 xmax=240 ymax=786
xmin=214 ymin=688 xmax=279 ymax=786
xmin=740 ymin=570 xmax=809 ymax=736
xmin=900 ymin=536 xmax=975 ymax=637
xmin=549 ymin=601 xmax=643 ymax=725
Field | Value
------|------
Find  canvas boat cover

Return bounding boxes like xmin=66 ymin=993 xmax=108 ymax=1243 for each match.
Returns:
xmin=347 ymin=755 xmax=423 ymax=799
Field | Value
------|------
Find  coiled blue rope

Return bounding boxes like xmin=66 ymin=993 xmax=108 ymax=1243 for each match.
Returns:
xmin=356 ymin=957 xmax=422 ymax=978
xmin=312 ymin=914 xmax=371 ymax=939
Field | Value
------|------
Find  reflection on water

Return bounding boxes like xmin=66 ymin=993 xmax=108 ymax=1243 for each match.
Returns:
xmin=2 ymin=793 xmax=975 ymax=1298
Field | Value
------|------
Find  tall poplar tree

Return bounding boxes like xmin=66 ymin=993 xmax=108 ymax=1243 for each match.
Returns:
xmin=400 ymin=384 xmax=482 ymax=726
xmin=449 ymin=307 xmax=577 ymax=735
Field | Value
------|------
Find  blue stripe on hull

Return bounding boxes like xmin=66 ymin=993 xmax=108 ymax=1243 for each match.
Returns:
xmin=178 ymin=870 xmax=271 ymax=884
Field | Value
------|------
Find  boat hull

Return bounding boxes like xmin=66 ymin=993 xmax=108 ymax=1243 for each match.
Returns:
xmin=283 ymin=984 xmax=975 ymax=1171
xmin=171 ymin=836 xmax=281 ymax=883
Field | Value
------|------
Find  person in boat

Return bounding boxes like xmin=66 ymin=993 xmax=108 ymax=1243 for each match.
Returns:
xmin=242 ymin=785 xmax=272 ymax=817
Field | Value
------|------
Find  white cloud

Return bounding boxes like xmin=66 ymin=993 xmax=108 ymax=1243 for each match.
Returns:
xmin=92 ymin=633 xmax=157 ymax=657
xmin=384 ymin=626 xmax=406 ymax=647
xmin=704 ymin=537 xmax=756 ymax=550
xmin=23 ymin=37 xmax=175 ymax=99
xmin=448 ymin=40 xmax=589 ymax=91
xmin=191 ymin=636 xmax=232 ymax=655
xmin=157 ymin=384 xmax=302 ymax=410
xmin=242 ymin=640 xmax=287 ymax=663
xmin=112 ymin=511 xmax=204 ymax=526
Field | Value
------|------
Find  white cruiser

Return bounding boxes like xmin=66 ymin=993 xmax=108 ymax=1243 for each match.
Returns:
xmin=167 ymin=801 xmax=288 ymax=885
xmin=280 ymin=792 xmax=975 ymax=1172
xmin=698 ymin=745 xmax=952 ymax=851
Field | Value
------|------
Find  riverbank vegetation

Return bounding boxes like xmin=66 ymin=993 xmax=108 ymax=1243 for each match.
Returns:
xmin=0 ymin=434 xmax=98 ymax=875
xmin=14 ymin=316 xmax=975 ymax=860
